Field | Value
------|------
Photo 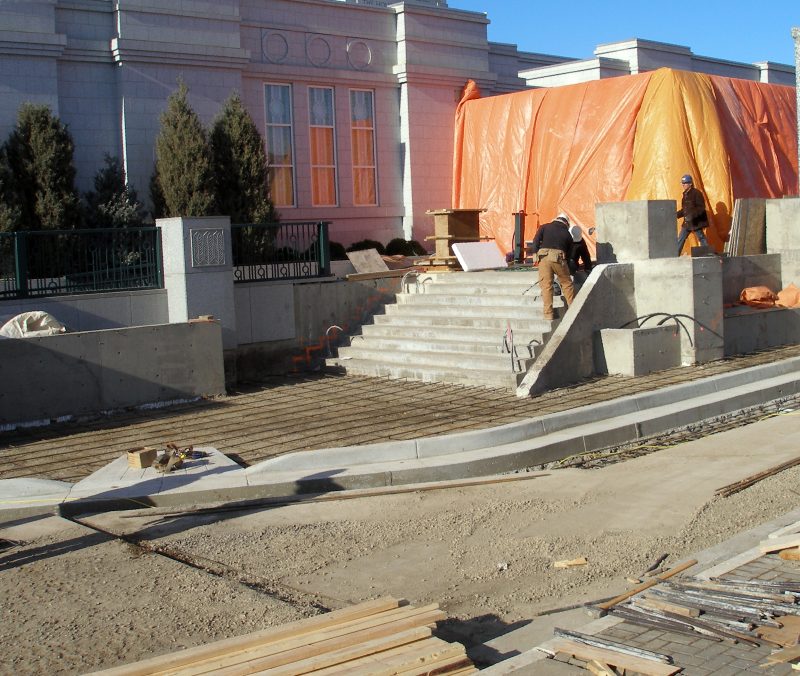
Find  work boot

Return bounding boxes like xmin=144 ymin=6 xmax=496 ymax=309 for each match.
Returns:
xmin=543 ymin=313 xmax=554 ymax=321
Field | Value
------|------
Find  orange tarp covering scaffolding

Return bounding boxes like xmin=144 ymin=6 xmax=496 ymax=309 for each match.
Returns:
xmin=452 ymin=68 xmax=798 ymax=256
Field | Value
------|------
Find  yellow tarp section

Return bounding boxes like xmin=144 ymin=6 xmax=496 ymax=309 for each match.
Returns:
xmin=453 ymin=68 xmax=798 ymax=256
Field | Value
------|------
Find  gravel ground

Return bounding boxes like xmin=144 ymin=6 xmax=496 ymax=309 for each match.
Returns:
xmin=3 ymin=412 xmax=800 ymax=674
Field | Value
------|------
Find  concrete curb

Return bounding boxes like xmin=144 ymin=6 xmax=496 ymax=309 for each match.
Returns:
xmin=4 ymin=356 xmax=800 ymax=519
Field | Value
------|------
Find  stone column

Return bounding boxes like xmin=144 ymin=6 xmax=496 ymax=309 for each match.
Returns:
xmin=157 ymin=216 xmax=237 ymax=349
xmin=794 ymin=27 xmax=800 ymax=194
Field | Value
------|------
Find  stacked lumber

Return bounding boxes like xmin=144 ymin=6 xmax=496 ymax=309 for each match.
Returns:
xmin=89 ymin=597 xmax=476 ymax=675
xmin=725 ymin=198 xmax=766 ymax=256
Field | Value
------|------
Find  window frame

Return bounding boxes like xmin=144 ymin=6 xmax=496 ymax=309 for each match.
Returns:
xmin=348 ymin=88 xmax=379 ymax=207
xmin=264 ymin=82 xmax=296 ymax=208
xmin=307 ymin=85 xmax=339 ymax=207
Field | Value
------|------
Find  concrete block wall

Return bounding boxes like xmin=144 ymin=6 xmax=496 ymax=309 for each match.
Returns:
xmin=721 ymin=254 xmax=783 ymax=305
xmin=766 ymin=197 xmax=800 ymax=286
xmin=633 ymin=257 xmax=724 ymax=365
xmin=595 ymin=325 xmax=681 ymax=377
xmin=595 ymin=200 xmax=676 ymax=262
xmin=0 ymin=320 xmax=225 ymax=427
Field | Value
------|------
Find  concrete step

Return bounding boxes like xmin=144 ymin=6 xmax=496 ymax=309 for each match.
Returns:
xmin=335 ymin=344 xmax=534 ymax=372
xmin=326 ymin=356 xmax=523 ymax=390
xmin=371 ymin=313 xmax=559 ymax=331
xmin=384 ymin=303 xmax=558 ymax=320
xmin=343 ymin=334 xmax=545 ymax=359
xmin=426 ymin=271 xmax=539 ymax=286
xmin=397 ymin=292 xmax=547 ymax=308
xmin=360 ymin=322 xmax=552 ymax=347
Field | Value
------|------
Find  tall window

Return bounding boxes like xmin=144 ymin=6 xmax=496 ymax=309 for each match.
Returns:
xmin=265 ymin=83 xmax=295 ymax=207
xmin=349 ymin=89 xmax=377 ymax=206
xmin=308 ymin=87 xmax=337 ymax=206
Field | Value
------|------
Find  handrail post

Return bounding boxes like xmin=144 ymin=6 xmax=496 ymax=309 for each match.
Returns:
xmin=317 ymin=220 xmax=331 ymax=277
xmin=14 ymin=231 xmax=28 ymax=298
xmin=154 ymin=228 xmax=164 ymax=288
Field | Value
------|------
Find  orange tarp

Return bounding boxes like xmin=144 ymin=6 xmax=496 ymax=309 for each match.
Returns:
xmin=452 ymin=68 xmax=798 ymax=256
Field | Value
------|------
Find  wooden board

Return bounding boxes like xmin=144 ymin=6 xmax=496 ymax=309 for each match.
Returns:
xmin=780 ymin=547 xmax=800 ymax=561
xmin=760 ymin=533 xmax=800 ymax=554
xmin=87 ymin=598 xmax=473 ymax=676
xmin=756 ymin=615 xmax=800 ymax=648
xmin=346 ymin=249 xmax=390 ymax=274
xmin=548 ymin=638 xmax=681 ymax=676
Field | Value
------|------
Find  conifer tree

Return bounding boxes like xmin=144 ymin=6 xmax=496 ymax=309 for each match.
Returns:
xmin=3 ymin=103 xmax=81 ymax=230
xmin=0 ymin=147 xmax=20 ymax=232
xmin=84 ymin=154 xmax=145 ymax=228
xmin=153 ymin=82 xmax=216 ymax=217
xmin=210 ymin=92 xmax=276 ymax=223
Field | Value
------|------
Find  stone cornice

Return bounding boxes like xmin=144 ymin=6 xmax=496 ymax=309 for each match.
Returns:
xmin=393 ymin=63 xmax=496 ymax=88
xmin=111 ymin=38 xmax=249 ymax=67
xmin=62 ymin=38 xmax=114 ymax=64
xmin=0 ymin=31 xmax=67 ymax=58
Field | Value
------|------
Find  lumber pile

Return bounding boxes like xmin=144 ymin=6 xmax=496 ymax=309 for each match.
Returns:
xmin=725 ymin=198 xmax=766 ymax=256
xmin=89 ymin=597 xmax=476 ymax=675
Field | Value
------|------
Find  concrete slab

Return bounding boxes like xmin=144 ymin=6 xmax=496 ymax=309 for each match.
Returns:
xmin=0 ymin=477 xmax=72 ymax=510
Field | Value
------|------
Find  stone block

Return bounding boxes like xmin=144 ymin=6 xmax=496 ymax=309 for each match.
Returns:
xmin=595 ymin=200 xmax=676 ymax=262
xmin=595 ymin=325 xmax=681 ymax=376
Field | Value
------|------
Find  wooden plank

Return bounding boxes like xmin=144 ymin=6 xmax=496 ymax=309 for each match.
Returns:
xmin=760 ymin=534 xmax=800 ymax=554
xmin=762 ymin=644 xmax=800 ymax=665
xmin=345 ymin=269 xmax=414 ymax=281
xmin=176 ymin=607 xmax=447 ymax=676
xmin=86 ymin=597 xmax=403 ymax=676
xmin=316 ymin=638 xmax=463 ymax=675
xmin=259 ymin=626 xmax=432 ymax=676
xmin=549 ymin=638 xmax=680 ymax=676
xmin=756 ymin=615 xmax=800 ymax=648
xmin=780 ymin=547 xmax=800 ymax=561
xmin=554 ymin=556 xmax=588 ymax=569
xmin=587 ymin=660 xmax=618 ymax=676
xmin=769 ymin=521 xmax=800 ymax=539
xmin=346 ymin=249 xmax=390 ymax=274
xmin=637 ymin=596 xmax=701 ymax=618
xmin=593 ymin=559 xmax=698 ymax=614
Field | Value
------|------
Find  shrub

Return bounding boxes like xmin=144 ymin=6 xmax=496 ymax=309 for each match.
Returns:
xmin=154 ymin=81 xmax=216 ymax=217
xmin=0 ymin=147 xmax=20 ymax=232
xmin=385 ymin=238 xmax=428 ymax=256
xmin=329 ymin=241 xmax=347 ymax=260
xmin=346 ymin=239 xmax=385 ymax=255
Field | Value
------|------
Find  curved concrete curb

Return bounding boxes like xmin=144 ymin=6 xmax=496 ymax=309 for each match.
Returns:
xmin=246 ymin=356 xmax=800 ymax=481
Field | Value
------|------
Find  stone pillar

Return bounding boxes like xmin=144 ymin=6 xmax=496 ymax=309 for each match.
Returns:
xmin=157 ymin=216 xmax=237 ymax=349
xmin=766 ymin=197 xmax=800 ymax=286
xmin=595 ymin=200 xmax=676 ymax=262
xmin=794 ymin=27 xmax=800 ymax=194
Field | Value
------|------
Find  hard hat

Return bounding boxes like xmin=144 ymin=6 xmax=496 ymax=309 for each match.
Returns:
xmin=555 ymin=212 xmax=569 ymax=224
xmin=569 ymin=225 xmax=583 ymax=242
xmin=681 ymin=174 xmax=693 ymax=184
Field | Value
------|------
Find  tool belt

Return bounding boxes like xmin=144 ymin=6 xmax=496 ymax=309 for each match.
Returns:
xmin=537 ymin=248 xmax=565 ymax=263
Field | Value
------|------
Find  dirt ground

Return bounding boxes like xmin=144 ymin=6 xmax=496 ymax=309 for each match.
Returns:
xmin=2 ymin=413 xmax=800 ymax=674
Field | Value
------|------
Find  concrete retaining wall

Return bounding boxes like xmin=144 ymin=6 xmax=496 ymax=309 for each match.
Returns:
xmin=724 ymin=306 xmax=800 ymax=355
xmin=0 ymin=289 xmax=168 ymax=333
xmin=232 ymin=276 xmax=401 ymax=380
xmin=721 ymin=254 xmax=783 ymax=304
xmin=0 ymin=320 xmax=225 ymax=427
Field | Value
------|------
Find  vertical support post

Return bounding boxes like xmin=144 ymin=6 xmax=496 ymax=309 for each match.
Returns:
xmin=154 ymin=228 xmax=164 ymax=288
xmin=512 ymin=211 xmax=526 ymax=263
xmin=317 ymin=220 xmax=331 ymax=277
xmin=13 ymin=231 xmax=28 ymax=299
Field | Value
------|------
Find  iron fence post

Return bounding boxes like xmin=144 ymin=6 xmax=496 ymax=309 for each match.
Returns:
xmin=513 ymin=211 xmax=526 ymax=263
xmin=155 ymin=228 xmax=164 ymax=288
xmin=14 ymin=231 xmax=28 ymax=298
xmin=318 ymin=221 xmax=331 ymax=277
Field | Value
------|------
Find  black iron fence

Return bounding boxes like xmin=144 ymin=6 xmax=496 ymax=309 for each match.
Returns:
xmin=0 ymin=227 xmax=163 ymax=299
xmin=231 ymin=220 xmax=331 ymax=282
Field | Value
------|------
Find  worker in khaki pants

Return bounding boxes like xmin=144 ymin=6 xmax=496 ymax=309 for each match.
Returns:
xmin=531 ymin=213 xmax=575 ymax=320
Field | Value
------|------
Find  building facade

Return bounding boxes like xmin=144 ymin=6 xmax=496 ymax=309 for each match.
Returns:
xmin=0 ymin=0 xmax=795 ymax=247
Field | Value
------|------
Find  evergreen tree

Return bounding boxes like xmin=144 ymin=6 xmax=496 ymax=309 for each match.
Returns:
xmin=0 ymin=147 xmax=20 ymax=233
xmin=149 ymin=166 xmax=167 ymax=221
xmin=154 ymin=82 xmax=216 ymax=217
xmin=210 ymin=92 xmax=276 ymax=223
xmin=84 ymin=154 xmax=145 ymax=228
xmin=4 ymin=103 xmax=81 ymax=230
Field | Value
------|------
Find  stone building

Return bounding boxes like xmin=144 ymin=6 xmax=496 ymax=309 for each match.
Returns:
xmin=0 ymin=0 xmax=795 ymax=246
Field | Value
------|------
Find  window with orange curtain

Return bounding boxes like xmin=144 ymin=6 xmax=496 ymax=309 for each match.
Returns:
xmin=264 ymin=83 xmax=295 ymax=207
xmin=308 ymin=86 xmax=337 ymax=206
xmin=349 ymin=89 xmax=377 ymax=206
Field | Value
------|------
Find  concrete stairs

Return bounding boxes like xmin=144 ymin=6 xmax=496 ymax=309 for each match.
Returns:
xmin=328 ymin=270 xmax=564 ymax=390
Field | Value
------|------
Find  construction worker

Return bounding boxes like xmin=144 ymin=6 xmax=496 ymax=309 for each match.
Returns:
xmin=531 ymin=213 xmax=575 ymax=320
xmin=676 ymin=174 xmax=709 ymax=255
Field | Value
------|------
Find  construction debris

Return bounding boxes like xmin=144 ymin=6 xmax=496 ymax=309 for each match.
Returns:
xmin=87 ymin=597 xmax=475 ymax=675
xmin=715 ymin=453 xmax=800 ymax=498
xmin=554 ymin=556 xmax=588 ymax=569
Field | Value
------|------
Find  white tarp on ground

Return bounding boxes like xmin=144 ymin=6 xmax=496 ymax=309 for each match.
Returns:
xmin=0 ymin=311 xmax=67 ymax=339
